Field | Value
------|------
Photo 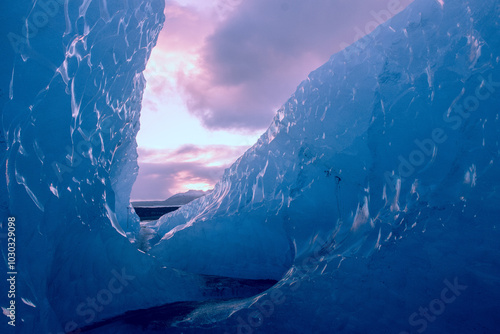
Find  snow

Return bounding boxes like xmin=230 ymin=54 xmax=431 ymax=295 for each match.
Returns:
xmin=1 ymin=0 xmax=500 ymax=333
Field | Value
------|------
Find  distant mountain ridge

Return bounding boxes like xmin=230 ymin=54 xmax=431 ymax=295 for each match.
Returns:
xmin=132 ymin=190 xmax=209 ymax=207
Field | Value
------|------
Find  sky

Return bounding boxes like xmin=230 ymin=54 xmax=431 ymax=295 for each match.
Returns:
xmin=131 ymin=0 xmax=414 ymax=201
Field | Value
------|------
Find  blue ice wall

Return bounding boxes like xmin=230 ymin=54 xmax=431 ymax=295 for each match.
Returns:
xmin=0 ymin=1 xmax=229 ymax=333
xmin=147 ymin=0 xmax=500 ymax=332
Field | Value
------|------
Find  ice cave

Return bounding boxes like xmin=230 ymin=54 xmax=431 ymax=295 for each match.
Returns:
xmin=1 ymin=0 xmax=500 ymax=333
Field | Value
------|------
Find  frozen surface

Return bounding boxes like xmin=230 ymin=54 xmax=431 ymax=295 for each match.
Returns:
xmin=0 ymin=1 xmax=250 ymax=333
xmin=150 ymin=0 xmax=500 ymax=277
xmin=1 ymin=0 xmax=500 ymax=333
xmin=147 ymin=0 xmax=500 ymax=332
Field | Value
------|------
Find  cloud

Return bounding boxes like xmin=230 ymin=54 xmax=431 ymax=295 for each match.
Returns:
xmin=131 ymin=161 xmax=222 ymax=201
xmin=176 ymin=0 xmax=413 ymax=131
xmin=131 ymin=144 xmax=249 ymax=200
xmin=158 ymin=2 xmax=215 ymax=52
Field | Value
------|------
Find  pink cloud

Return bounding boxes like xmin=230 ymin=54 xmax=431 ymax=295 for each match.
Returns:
xmin=131 ymin=144 xmax=249 ymax=200
xmin=174 ymin=0 xmax=414 ymax=131
xmin=156 ymin=3 xmax=215 ymax=53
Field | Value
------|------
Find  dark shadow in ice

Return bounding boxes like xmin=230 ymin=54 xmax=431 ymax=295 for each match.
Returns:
xmin=78 ymin=276 xmax=277 ymax=333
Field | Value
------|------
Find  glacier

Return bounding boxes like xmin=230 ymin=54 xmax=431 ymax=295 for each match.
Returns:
xmin=1 ymin=0 xmax=500 ymax=333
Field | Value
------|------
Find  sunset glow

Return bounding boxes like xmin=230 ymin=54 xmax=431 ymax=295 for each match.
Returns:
xmin=132 ymin=1 xmax=262 ymax=199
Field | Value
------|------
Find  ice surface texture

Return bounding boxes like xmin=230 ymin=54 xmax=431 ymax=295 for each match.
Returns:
xmin=0 ymin=1 xmax=238 ymax=333
xmin=1 ymin=0 xmax=500 ymax=333
xmin=148 ymin=0 xmax=500 ymax=332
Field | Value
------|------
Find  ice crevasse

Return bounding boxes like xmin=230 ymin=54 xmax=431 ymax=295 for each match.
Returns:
xmin=1 ymin=0 xmax=500 ymax=333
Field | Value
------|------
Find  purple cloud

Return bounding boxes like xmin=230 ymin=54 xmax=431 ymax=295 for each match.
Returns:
xmin=131 ymin=145 xmax=249 ymax=200
xmin=178 ymin=0 xmax=414 ymax=131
